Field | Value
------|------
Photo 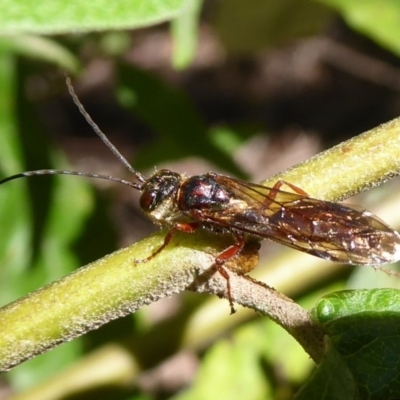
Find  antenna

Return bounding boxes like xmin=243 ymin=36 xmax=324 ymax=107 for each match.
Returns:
xmin=65 ymin=76 xmax=146 ymax=184
xmin=0 ymin=169 xmax=142 ymax=190
xmin=0 ymin=77 xmax=146 ymax=191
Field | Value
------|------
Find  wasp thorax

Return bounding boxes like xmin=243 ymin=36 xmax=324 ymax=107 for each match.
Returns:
xmin=139 ymin=169 xmax=183 ymax=226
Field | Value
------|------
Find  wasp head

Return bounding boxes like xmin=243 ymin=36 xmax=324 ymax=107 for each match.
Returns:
xmin=139 ymin=169 xmax=184 ymax=226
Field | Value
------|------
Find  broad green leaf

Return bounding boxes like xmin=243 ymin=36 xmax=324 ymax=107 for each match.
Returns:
xmin=0 ymin=0 xmax=186 ymax=35
xmin=308 ymin=289 xmax=400 ymax=399
xmin=316 ymin=0 xmax=400 ymax=56
xmin=294 ymin=340 xmax=357 ymax=400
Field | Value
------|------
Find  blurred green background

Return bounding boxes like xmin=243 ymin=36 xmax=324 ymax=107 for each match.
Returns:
xmin=1 ymin=0 xmax=400 ymax=399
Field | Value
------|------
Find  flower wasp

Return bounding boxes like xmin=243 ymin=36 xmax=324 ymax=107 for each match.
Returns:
xmin=1 ymin=78 xmax=400 ymax=313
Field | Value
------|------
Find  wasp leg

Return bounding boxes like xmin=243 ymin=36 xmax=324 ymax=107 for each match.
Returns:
xmin=135 ymin=222 xmax=200 ymax=264
xmin=263 ymin=180 xmax=309 ymax=209
xmin=274 ymin=180 xmax=309 ymax=196
xmin=214 ymin=233 xmax=246 ymax=314
xmin=189 ymin=208 xmax=247 ymax=314
xmin=271 ymin=180 xmax=309 ymax=196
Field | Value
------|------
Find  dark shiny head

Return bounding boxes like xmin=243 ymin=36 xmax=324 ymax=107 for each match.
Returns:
xmin=139 ymin=170 xmax=182 ymax=212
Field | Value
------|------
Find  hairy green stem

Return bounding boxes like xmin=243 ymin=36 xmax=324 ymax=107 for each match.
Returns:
xmin=1 ymin=116 xmax=400 ymax=371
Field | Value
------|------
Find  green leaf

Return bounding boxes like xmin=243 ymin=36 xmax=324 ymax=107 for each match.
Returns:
xmin=294 ymin=340 xmax=357 ymax=400
xmin=0 ymin=61 xmax=93 ymax=388
xmin=308 ymin=289 xmax=400 ymax=399
xmin=316 ymin=0 xmax=400 ymax=56
xmin=8 ymin=341 xmax=83 ymax=391
xmin=0 ymin=36 xmax=80 ymax=73
xmin=207 ymin=125 xmax=249 ymax=156
xmin=116 ymin=62 xmax=245 ymax=176
xmin=213 ymin=0 xmax=332 ymax=53
xmin=26 ymin=153 xmax=94 ymax=289
xmin=0 ymin=0 xmax=186 ymax=35
xmin=0 ymin=54 xmax=32 ymax=305
xmin=176 ymin=335 xmax=270 ymax=400
xmin=171 ymin=0 xmax=202 ymax=69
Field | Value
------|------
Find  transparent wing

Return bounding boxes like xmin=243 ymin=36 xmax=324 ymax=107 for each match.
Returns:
xmin=197 ymin=175 xmax=400 ymax=266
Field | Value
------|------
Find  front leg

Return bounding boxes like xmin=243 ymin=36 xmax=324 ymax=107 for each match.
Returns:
xmin=135 ymin=222 xmax=201 ymax=264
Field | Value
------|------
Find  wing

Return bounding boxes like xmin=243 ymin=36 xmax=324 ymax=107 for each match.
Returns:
xmin=195 ymin=174 xmax=400 ymax=266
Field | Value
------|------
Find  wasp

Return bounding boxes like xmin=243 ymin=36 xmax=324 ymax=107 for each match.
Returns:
xmin=1 ymin=78 xmax=400 ymax=313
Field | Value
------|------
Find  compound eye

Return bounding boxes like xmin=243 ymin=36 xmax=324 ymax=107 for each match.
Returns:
xmin=140 ymin=190 xmax=157 ymax=211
